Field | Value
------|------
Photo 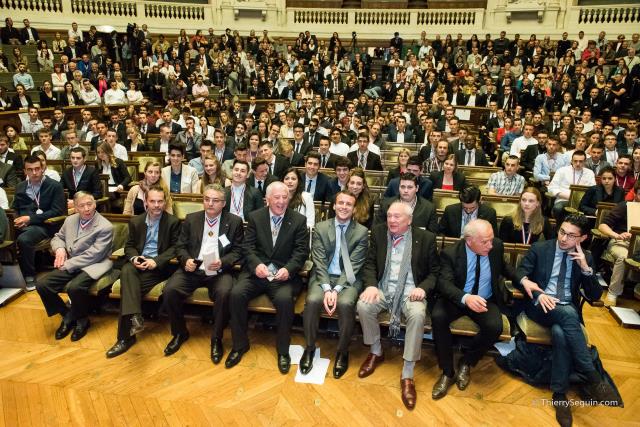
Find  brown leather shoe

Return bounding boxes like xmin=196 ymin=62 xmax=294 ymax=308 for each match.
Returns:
xmin=456 ymin=360 xmax=471 ymax=390
xmin=432 ymin=374 xmax=455 ymax=400
xmin=358 ymin=353 xmax=385 ymax=378
xmin=400 ymin=378 xmax=417 ymax=410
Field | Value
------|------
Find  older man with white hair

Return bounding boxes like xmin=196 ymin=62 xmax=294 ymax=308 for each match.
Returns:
xmin=430 ymin=219 xmax=516 ymax=399
xmin=357 ymin=201 xmax=440 ymax=410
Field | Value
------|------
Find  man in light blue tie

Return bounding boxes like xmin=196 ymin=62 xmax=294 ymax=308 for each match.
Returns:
xmin=300 ymin=191 xmax=369 ymax=378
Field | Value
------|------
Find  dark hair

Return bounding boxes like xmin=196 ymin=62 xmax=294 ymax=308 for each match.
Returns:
xmin=24 ymin=154 xmax=42 ymax=165
xmin=459 ymin=185 xmax=482 ymax=203
xmin=168 ymin=142 xmax=185 ymax=156
xmin=306 ymin=151 xmax=321 ymax=162
xmin=234 ymin=142 xmax=247 ymax=151
xmin=283 ymin=167 xmax=305 ymax=211
xmin=407 ymin=155 xmax=422 ymax=168
xmin=399 ymin=172 xmax=419 ymax=187
xmin=572 ymin=150 xmax=587 ymax=159
xmin=200 ymin=139 xmax=213 ymax=149
xmin=232 ymin=159 xmax=250 ymax=170
xmin=618 ymin=153 xmax=632 ymax=162
xmin=334 ymin=156 xmax=351 ymax=170
xmin=590 ymin=143 xmax=605 ymax=151
xmin=70 ymin=146 xmax=87 ymax=157
xmin=563 ymin=213 xmax=591 ymax=236
xmin=259 ymin=140 xmax=274 ymax=149
xmin=252 ymin=156 xmax=268 ymax=170
xmin=335 ymin=190 xmax=357 ymax=203
xmin=145 ymin=184 xmax=166 ymax=199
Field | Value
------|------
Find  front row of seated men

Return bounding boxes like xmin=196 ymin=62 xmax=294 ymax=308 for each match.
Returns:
xmin=30 ymin=179 xmax=617 ymax=419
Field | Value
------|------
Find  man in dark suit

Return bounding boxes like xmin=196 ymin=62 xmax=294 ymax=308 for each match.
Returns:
xmin=162 ymin=184 xmax=244 ymax=361
xmin=327 ymin=157 xmax=352 ymax=200
xmin=301 ymin=152 xmax=331 ymax=203
xmin=516 ymin=214 xmax=617 ymax=425
xmin=521 ymin=131 xmax=548 ymax=173
xmin=387 ymin=116 xmax=414 ymax=143
xmin=439 ymin=186 xmax=498 ymax=238
xmin=317 ymin=136 xmax=341 ymax=169
xmin=144 ymin=65 xmax=166 ymax=104
xmin=12 ymin=155 xmax=66 ymax=289
xmin=390 ymin=32 xmax=403 ymax=52
xmin=376 ymin=173 xmax=438 ymax=233
xmin=431 ymin=219 xmax=516 ymax=399
xmin=212 ymin=128 xmax=235 ymax=164
xmin=105 ymin=187 xmax=181 ymax=358
xmin=303 ymin=119 xmax=322 ymax=148
xmin=62 ymin=147 xmax=102 ymax=208
xmin=291 ymin=124 xmax=312 ymax=157
xmin=455 ymin=136 xmax=490 ymax=167
xmin=0 ymin=160 xmax=17 ymax=188
xmin=248 ymin=157 xmax=277 ymax=197
xmin=300 ymin=191 xmax=369 ymax=379
xmin=0 ymin=135 xmax=24 ymax=177
xmin=259 ymin=140 xmax=289 ymax=180
xmin=225 ymin=182 xmax=310 ymax=373
xmin=19 ymin=19 xmax=39 ymax=44
xmin=224 ymin=160 xmax=264 ymax=221
xmin=347 ymin=133 xmax=383 ymax=171
xmin=357 ymin=201 xmax=440 ymax=410
xmin=384 ymin=156 xmax=434 ymax=201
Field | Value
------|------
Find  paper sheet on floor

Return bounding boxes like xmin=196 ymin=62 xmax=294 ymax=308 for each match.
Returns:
xmin=494 ymin=337 xmax=516 ymax=356
xmin=289 ymin=345 xmax=320 ymax=364
xmin=294 ymin=357 xmax=331 ymax=385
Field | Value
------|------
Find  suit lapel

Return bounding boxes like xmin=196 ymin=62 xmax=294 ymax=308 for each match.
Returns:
xmin=458 ymin=241 xmax=469 ymax=288
xmin=218 ymin=212 xmax=231 ymax=255
xmin=544 ymin=240 xmax=556 ymax=286
xmin=193 ymin=211 xmax=205 ymax=254
xmin=271 ymin=209 xmax=291 ymax=254
xmin=70 ymin=214 xmax=81 ymax=242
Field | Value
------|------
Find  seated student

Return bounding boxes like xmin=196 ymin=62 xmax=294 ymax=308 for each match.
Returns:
xmin=220 ymin=143 xmax=247 ymax=179
xmin=330 ymin=168 xmax=375 ymax=229
xmin=486 ymin=155 xmax=526 ymax=196
xmin=612 ymin=155 xmax=636 ymax=192
xmin=376 ymin=173 xmax=438 ymax=233
xmin=386 ymin=148 xmax=411 ymax=184
xmin=431 ymin=219 xmax=515 ymax=400
xmin=439 ymin=186 xmax=498 ymax=238
xmin=162 ymin=143 xmax=200 ymax=194
xmin=62 ymin=147 xmax=102 ymax=210
xmin=578 ymin=166 xmax=625 ymax=216
xmin=385 ymin=156 xmax=434 ymax=201
xmin=224 ymin=159 xmax=264 ymax=221
xmin=598 ymin=181 xmax=640 ymax=306
xmin=123 ymin=161 xmax=173 ymax=216
xmin=499 ymin=187 xmax=554 ymax=244
xmin=548 ymin=150 xmax=596 ymax=219
xmin=12 ymin=154 xmax=66 ymax=289
xmin=532 ymin=136 xmax=568 ymax=186
xmin=347 ymin=133 xmax=383 ymax=171
xmin=301 ymin=152 xmax=331 ymax=203
xmin=106 ymin=186 xmax=181 ymax=358
xmin=36 ymin=192 xmax=113 ymax=341
xmin=455 ymin=135 xmax=489 ymax=167
xmin=516 ymin=214 xmax=618 ymax=425
xmin=317 ymin=135 xmax=342 ymax=170
xmin=283 ymin=168 xmax=315 ymax=228
xmin=259 ymin=139 xmax=289 ymax=180
xmin=248 ymin=157 xmax=277 ymax=197
xmin=327 ymin=157 xmax=352 ymax=199
xmin=430 ymin=154 xmax=467 ymax=191
xmin=33 ymin=150 xmax=61 ymax=182
xmin=95 ymin=142 xmax=131 ymax=208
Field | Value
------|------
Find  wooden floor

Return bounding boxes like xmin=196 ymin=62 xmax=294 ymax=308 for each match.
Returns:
xmin=0 ymin=292 xmax=638 ymax=426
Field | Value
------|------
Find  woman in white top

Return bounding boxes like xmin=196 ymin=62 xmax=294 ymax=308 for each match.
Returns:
xmin=126 ymin=81 xmax=144 ymax=104
xmin=50 ymin=63 xmax=67 ymax=92
xmin=36 ymin=41 xmax=54 ymax=72
xmin=283 ymin=168 xmax=315 ymax=228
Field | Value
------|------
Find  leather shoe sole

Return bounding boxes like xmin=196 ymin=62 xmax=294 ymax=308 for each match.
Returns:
xmin=225 ymin=347 xmax=249 ymax=369
xmin=358 ymin=353 xmax=385 ymax=378
xmin=164 ymin=333 xmax=189 ymax=356
xmin=70 ymin=320 xmax=90 ymax=342
xmin=401 ymin=378 xmax=417 ymax=410
xmin=106 ymin=337 xmax=136 ymax=359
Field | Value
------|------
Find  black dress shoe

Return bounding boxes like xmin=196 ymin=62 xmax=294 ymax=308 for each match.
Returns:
xmin=225 ymin=347 xmax=249 ymax=369
xmin=278 ymin=353 xmax=291 ymax=374
xmin=300 ymin=347 xmax=315 ymax=375
xmin=164 ymin=333 xmax=189 ymax=356
xmin=333 ymin=352 xmax=349 ymax=379
xmin=55 ymin=320 xmax=76 ymax=340
xmin=552 ymin=396 xmax=573 ymax=427
xmin=456 ymin=360 xmax=471 ymax=390
xmin=70 ymin=319 xmax=90 ymax=342
xmin=211 ymin=339 xmax=223 ymax=364
xmin=432 ymin=373 xmax=456 ymax=400
xmin=106 ymin=337 xmax=136 ymax=358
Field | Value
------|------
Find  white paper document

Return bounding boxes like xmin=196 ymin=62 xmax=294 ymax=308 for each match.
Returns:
xmin=455 ymin=108 xmax=471 ymax=121
xmin=202 ymin=251 xmax=219 ymax=276
xmin=294 ymin=358 xmax=331 ymax=385
xmin=494 ymin=337 xmax=516 ymax=356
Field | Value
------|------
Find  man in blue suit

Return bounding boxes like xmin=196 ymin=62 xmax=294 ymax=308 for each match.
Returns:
xmin=515 ymin=214 xmax=617 ymax=426
xmin=384 ymin=156 xmax=433 ymax=201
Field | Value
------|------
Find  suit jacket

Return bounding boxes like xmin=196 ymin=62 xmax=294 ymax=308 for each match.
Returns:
xmin=455 ymin=148 xmax=489 ymax=167
xmin=303 ymin=131 xmax=322 ymax=148
xmin=3 ymin=151 xmax=24 ymax=174
xmin=50 ymin=212 xmax=113 ymax=279
xmin=224 ymin=184 xmax=265 ymax=220
xmin=176 ymin=210 xmax=244 ymax=273
xmin=362 ymin=224 xmax=440 ymax=295
xmin=162 ymin=164 xmax=199 ymax=194
xmin=269 ymin=155 xmax=290 ymax=180
xmin=62 ymin=165 xmax=102 ymax=199
xmin=138 ymin=123 xmax=159 ymax=136
xmin=243 ymin=207 xmax=310 ymax=280
xmin=318 ymin=152 xmax=341 ymax=169
xmin=98 ymin=158 xmax=131 ymax=189
xmin=515 ymin=239 xmax=602 ymax=307
xmin=439 ymin=203 xmax=498 ymax=238
xmin=521 ymin=143 xmax=546 ymax=172
xmin=0 ymin=161 xmax=17 ymax=187
xmin=429 ymin=171 xmax=467 ymax=191
xmin=309 ymin=218 xmax=369 ymax=290
xmin=12 ymin=176 xmax=66 ymax=231
xmin=384 ymin=176 xmax=434 ymax=201
xmin=125 ymin=211 xmax=181 ymax=270
xmin=436 ymin=238 xmax=515 ymax=308
xmin=304 ymin=172 xmax=331 ymax=203
xmin=387 ymin=126 xmax=415 ymax=143
xmin=248 ymin=173 xmax=277 ymax=196
xmin=347 ymin=151 xmax=383 ymax=171
xmin=578 ymin=184 xmax=625 ymax=216
xmin=292 ymin=140 xmax=312 ymax=157
xmin=376 ymin=196 xmax=438 ymax=234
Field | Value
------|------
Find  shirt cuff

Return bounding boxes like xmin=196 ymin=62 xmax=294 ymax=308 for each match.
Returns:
xmin=461 ymin=293 xmax=470 ymax=305
xmin=321 ymin=283 xmax=332 ymax=293
xmin=581 ymin=267 xmax=593 ymax=276
xmin=334 ymin=285 xmax=344 ymax=294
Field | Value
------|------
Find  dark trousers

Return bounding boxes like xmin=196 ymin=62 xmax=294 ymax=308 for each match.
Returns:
xmin=17 ymin=225 xmax=50 ymax=277
xmin=526 ymin=303 xmax=595 ymax=394
xmin=303 ymin=282 xmax=358 ymax=353
xmin=36 ymin=269 xmax=94 ymax=320
xmin=117 ymin=263 xmax=175 ymax=340
xmin=431 ymin=297 xmax=503 ymax=377
xmin=230 ymin=271 xmax=300 ymax=354
xmin=162 ymin=269 xmax=233 ymax=339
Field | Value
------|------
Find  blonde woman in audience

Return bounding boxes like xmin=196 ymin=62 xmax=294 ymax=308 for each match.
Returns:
xmin=123 ymin=161 xmax=173 ymax=216
xmin=198 ymin=154 xmax=226 ymax=192
xmin=96 ymin=142 xmax=131 ymax=208
xmin=51 ymin=32 xmax=67 ymax=54
xmin=125 ymin=126 xmax=147 ymax=152
xmin=499 ymin=187 xmax=553 ymax=244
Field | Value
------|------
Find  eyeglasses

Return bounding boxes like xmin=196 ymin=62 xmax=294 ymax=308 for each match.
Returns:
xmin=204 ymin=198 xmax=225 ymax=204
xmin=558 ymin=228 xmax=581 ymax=241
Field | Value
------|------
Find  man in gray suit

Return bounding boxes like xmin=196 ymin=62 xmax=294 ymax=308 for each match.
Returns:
xmin=300 ymin=191 xmax=369 ymax=379
xmin=175 ymin=116 xmax=202 ymax=160
xmin=36 ymin=192 xmax=113 ymax=341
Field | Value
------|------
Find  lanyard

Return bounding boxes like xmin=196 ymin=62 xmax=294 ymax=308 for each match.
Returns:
xmin=616 ymin=175 xmax=628 ymax=189
xmin=231 ymin=185 xmax=245 ymax=215
xmin=521 ymin=226 xmax=532 ymax=245
xmin=572 ymin=169 xmax=583 ymax=184
xmin=392 ymin=234 xmax=404 ymax=248
xmin=206 ymin=215 xmax=219 ymax=237
xmin=73 ymin=166 xmax=85 ymax=189
xmin=79 ymin=213 xmax=95 ymax=231
xmin=28 ymin=182 xmax=41 ymax=208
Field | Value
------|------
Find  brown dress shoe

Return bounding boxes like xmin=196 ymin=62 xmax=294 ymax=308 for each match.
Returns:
xmin=432 ymin=374 xmax=456 ymax=400
xmin=358 ymin=353 xmax=385 ymax=378
xmin=456 ymin=360 xmax=471 ymax=390
xmin=401 ymin=378 xmax=417 ymax=410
